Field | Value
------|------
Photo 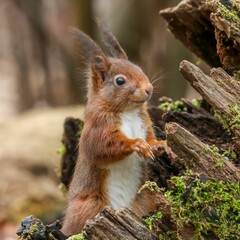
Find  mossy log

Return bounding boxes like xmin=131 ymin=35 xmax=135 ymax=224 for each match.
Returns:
xmin=166 ymin=122 xmax=240 ymax=182
xmin=179 ymin=60 xmax=240 ymax=148
xmin=160 ymin=0 xmax=240 ymax=74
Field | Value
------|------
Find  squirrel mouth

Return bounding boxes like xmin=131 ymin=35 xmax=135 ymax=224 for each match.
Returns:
xmin=133 ymin=96 xmax=150 ymax=104
xmin=133 ymin=99 xmax=146 ymax=104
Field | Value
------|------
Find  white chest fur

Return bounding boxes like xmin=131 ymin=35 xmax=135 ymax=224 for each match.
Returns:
xmin=107 ymin=109 xmax=147 ymax=210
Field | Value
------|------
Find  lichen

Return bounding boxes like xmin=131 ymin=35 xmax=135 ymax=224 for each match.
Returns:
xmin=165 ymin=174 xmax=240 ymax=239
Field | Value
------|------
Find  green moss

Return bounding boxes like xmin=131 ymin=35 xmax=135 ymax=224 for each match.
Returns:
xmin=206 ymin=0 xmax=240 ymax=38
xmin=144 ymin=211 xmax=163 ymax=231
xmin=29 ymin=224 xmax=40 ymax=234
xmin=159 ymin=231 xmax=182 ymax=240
xmin=67 ymin=231 xmax=87 ymax=240
xmin=159 ymin=100 xmax=187 ymax=112
xmin=217 ymin=0 xmax=240 ymax=23
xmin=233 ymin=70 xmax=240 ymax=81
xmin=214 ymin=103 xmax=240 ymax=137
xmin=75 ymin=121 xmax=84 ymax=138
xmin=58 ymin=120 xmax=83 ymax=155
xmin=229 ymin=104 xmax=240 ymax=131
xmin=18 ymin=220 xmax=47 ymax=240
xmin=222 ymin=148 xmax=237 ymax=160
xmin=214 ymin=110 xmax=231 ymax=133
xmin=58 ymin=182 xmax=68 ymax=196
xmin=191 ymin=98 xmax=202 ymax=107
xmin=48 ymin=233 xmax=58 ymax=240
xmin=138 ymin=181 xmax=163 ymax=194
xmin=165 ymin=174 xmax=240 ymax=239
xmin=203 ymin=145 xmax=224 ymax=167
xmin=57 ymin=145 xmax=67 ymax=155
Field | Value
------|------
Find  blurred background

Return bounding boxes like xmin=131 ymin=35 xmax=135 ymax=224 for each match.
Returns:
xmin=0 ymin=0 xmax=201 ymax=239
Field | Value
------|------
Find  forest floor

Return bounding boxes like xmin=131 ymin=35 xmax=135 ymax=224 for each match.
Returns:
xmin=0 ymin=105 xmax=85 ymax=240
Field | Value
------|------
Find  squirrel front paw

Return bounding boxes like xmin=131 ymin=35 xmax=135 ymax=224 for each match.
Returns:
xmin=148 ymin=140 xmax=177 ymax=159
xmin=132 ymin=138 xmax=155 ymax=160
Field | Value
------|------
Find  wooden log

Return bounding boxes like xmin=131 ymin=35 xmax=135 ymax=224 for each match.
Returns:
xmin=165 ymin=122 xmax=240 ymax=182
xmin=179 ymin=60 xmax=240 ymax=140
xmin=160 ymin=0 xmax=240 ymax=73
xmin=160 ymin=0 xmax=221 ymax=67
xmin=84 ymin=206 xmax=158 ymax=240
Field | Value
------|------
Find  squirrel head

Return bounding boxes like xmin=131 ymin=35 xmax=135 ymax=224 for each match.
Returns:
xmin=71 ymin=23 xmax=153 ymax=112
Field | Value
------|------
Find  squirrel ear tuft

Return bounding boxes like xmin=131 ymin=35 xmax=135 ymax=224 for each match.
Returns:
xmin=70 ymin=27 xmax=108 ymax=65
xmin=96 ymin=19 xmax=128 ymax=60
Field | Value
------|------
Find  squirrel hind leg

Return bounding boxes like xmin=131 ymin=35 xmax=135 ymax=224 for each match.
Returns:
xmin=62 ymin=196 xmax=107 ymax=236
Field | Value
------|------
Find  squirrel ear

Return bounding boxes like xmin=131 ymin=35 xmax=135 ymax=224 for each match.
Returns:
xmin=92 ymin=55 xmax=110 ymax=79
xmin=70 ymin=27 xmax=107 ymax=65
xmin=96 ymin=19 xmax=128 ymax=60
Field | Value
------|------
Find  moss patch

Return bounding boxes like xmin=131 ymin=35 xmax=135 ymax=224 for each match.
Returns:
xmin=165 ymin=174 xmax=240 ymax=239
xmin=229 ymin=104 xmax=240 ymax=131
xmin=203 ymin=145 xmax=224 ymax=167
xmin=67 ymin=231 xmax=87 ymax=240
xmin=144 ymin=211 xmax=163 ymax=231
xmin=138 ymin=181 xmax=163 ymax=194
xmin=214 ymin=103 xmax=240 ymax=137
xmin=233 ymin=70 xmax=240 ymax=81
xmin=218 ymin=0 xmax=240 ymax=23
xmin=159 ymin=100 xmax=187 ymax=112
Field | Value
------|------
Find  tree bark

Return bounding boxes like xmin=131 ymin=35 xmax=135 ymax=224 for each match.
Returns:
xmin=84 ymin=207 xmax=158 ymax=240
xmin=179 ymin=60 xmax=240 ymax=140
xmin=160 ymin=0 xmax=240 ymax=74
xmin=166 ymin=122 xmax=240 ymax=182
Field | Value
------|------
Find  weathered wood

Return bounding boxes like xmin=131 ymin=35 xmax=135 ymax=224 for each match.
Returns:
xmin=163 ymin=111 xmax=230 ymax=144
xmin=160 ymin=0 xmax=240 ymax=73
xmin=60 ymin=117 xmax=83 ymax=188
xmin=165 ymin=122 xmax=240 ymax=182
xmin=84 ymin=207 xmax=158 ymax=240
xmin=160 ymin=0 xmax=221 ymax=67
xmin=179 ymin=60 xmax=240 ymax=140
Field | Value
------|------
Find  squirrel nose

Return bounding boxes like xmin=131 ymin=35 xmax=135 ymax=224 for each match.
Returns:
xmin=145 ymin=85 xmax=153 ymax=96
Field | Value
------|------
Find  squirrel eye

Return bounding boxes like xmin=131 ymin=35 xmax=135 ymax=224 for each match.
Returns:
xmin=115 ymin=77 xmax=125 ymax=86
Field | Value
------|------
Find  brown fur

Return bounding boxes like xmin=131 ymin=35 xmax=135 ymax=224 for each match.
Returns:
xmin=62 ymin=27 xmax=169 ymax=236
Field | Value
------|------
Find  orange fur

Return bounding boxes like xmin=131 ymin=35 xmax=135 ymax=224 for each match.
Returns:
xmin=62 ymin=27 xmax=169 ymax=236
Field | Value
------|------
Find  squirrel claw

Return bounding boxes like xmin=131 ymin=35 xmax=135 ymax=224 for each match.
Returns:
xmin=149 ymin=140 xmax=177 ymax=159
xmin=132 ymin=138 xmax=155 ymax=160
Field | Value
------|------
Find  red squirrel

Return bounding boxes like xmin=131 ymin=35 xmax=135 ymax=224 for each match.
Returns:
xmin=62 ymin=24 xmax=172 ymax=235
